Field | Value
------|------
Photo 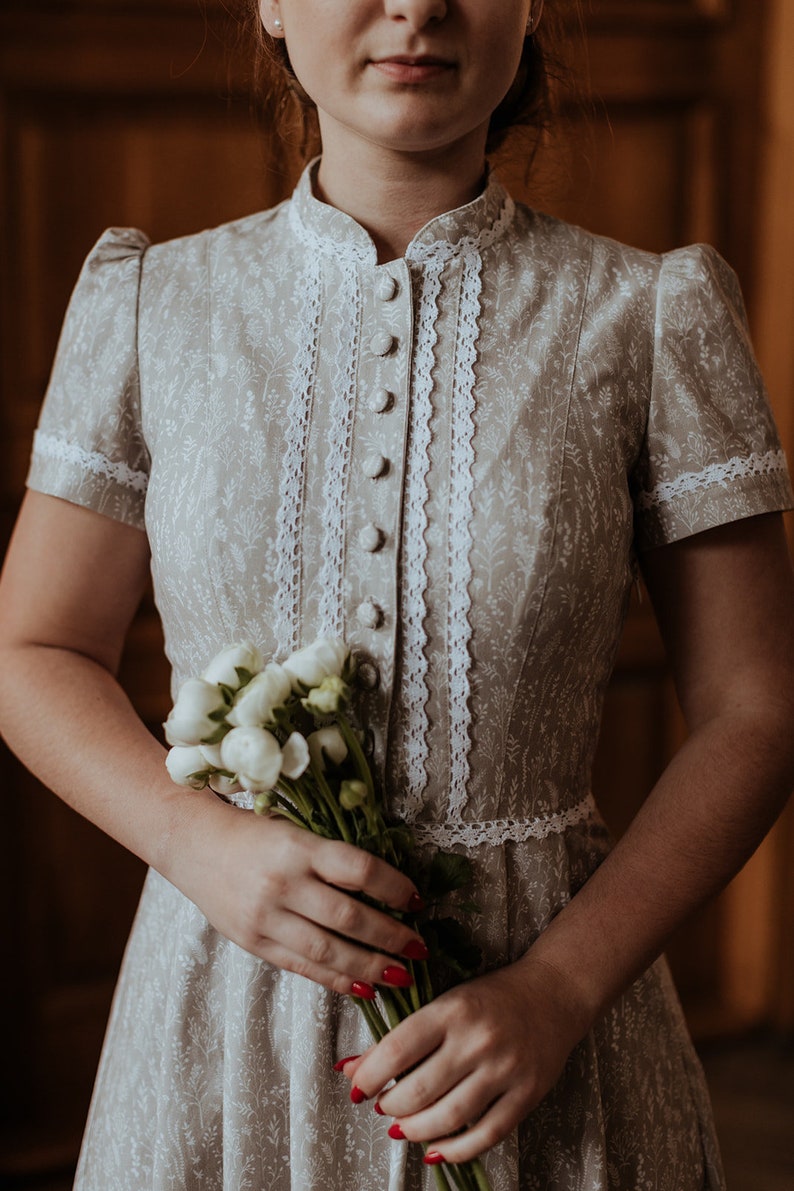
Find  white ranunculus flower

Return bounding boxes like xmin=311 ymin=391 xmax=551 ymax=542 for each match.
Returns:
xmin=165 ymin=745 xmax=211 ymax=789
xmin=280 ymin=732 xmax=310 ymax=780
xmin=202 ymin=642 xmax=263 ymax=689
xmin=208 ymin=772 xmax=243 ymax=796
xmin=307 ymin=726 xmax=348 ymax=771
xmin=282 ymin=637 xmax=348 ymax=692
xmin=164 ymin=678 xmax=227 ymax=747
xmin=227 ymin=664 xmax=292 ymax=728
xmin=199 ymin=741 xmax=225 ymax=768
xmin=220 ymin=726 xmax=283 ymax=792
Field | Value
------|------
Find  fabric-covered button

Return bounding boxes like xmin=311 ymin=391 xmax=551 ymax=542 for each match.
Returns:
xmin=376 ymin=274 xmax=398 ymax=301
xmin=356 ymin=600 xmax=384 ymax=629
xmin=356 ymin=661 xmax=380 ymax=690
xmin=358 ymin=523 xmax=385 ymax=553
xmin=369 ymin=331 xmax=395 ymax=357
xmin=361 ymin=452 xmax=388 ymax=479
xmin=367 ymin=388 xmax=393 ymax=413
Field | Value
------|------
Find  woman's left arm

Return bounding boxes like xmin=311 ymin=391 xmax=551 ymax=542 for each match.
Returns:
xmin=343 ymin=512 xmax=794 ymax=1163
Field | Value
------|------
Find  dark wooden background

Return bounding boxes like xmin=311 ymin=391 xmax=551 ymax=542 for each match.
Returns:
xmin=1 ymin=0 xmax=792 ymax=1178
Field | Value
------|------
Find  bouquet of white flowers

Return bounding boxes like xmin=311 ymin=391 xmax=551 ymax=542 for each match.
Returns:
xmin=164 ymin=637 xmax=492 ymax=1191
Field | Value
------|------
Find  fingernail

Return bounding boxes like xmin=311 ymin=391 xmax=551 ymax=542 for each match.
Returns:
xmin=424 ymin=1151 xmax=446 ymax=1165
xmin=388 ymin=1123 xmax=406 ymax=1140
xmin=350 ymin=1085 xmax=367 ymax=1104
xmin=374 ymin=1101 xmax=386 ymax=1116
xmin=382 ymin=965 xmax=413 ymax=988
xmin=400 ymin=938 xmax=430 ymax=961
xmin=332 ymin=1054 xmax=360 ymax=1072
xmin=351 ymin=980 xmax=377 ymax=1000
xmin=406 ymin=892 xmax=425 ymax=912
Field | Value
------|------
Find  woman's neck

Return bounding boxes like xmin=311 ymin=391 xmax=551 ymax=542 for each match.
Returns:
xmin=315 ymin=134 xmax=488 ymax=263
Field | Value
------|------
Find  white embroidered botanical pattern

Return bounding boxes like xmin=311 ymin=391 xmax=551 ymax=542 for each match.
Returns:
xmin=637 ymin=448 xmax=788 ymax=510
xmin=33 ymin=430 xmax=148 ymax=493
xmin=317 ymin=261 xmax=361 ymax=637
xmin=26 ymin=164 xmax=791 ymax=1191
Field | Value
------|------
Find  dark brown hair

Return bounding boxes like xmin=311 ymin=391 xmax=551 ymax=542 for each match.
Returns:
xmin=241 ymin=3 xmax=573 ymax=163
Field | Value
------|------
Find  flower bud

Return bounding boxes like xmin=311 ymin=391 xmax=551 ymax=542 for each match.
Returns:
xmin=202 ymin=642 xmax=263 ymax=689
xmin=307 ymin=726 xmax=348 ymax=771
xmin=164 ymin=678 xmax=227 ymax=747
xmin=282 ymin=637 xmax=348 ymax=692
xmin=227 ymin=664 xmax=292 ymax=728
xmin=339 ymin=779 xmax=368 ymax=810
xmin=220 ymin=726 xmax=283 ymax=791
xmin=301 ymin=674 xmax=350 ymax=716
xmin=165 ymin=745 xmax=212 ymax=789
xmin=253 ymin=790 xmax=278 ymax=815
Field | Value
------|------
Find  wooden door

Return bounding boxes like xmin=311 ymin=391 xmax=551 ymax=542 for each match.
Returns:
xmin=0 ymin=0 xmax=791 ymax=1178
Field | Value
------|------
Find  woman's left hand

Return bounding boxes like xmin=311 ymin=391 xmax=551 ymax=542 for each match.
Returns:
xmin=340 ymin=955 xmax=589 ymax=1164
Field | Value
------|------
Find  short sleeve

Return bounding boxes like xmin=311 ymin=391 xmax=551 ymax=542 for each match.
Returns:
xmin=26 ymin=227 xmax=152 ymax=531
xmin=631 ymin=243 xmax=793 ymax=550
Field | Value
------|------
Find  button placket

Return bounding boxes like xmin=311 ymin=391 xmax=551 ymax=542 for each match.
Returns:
xmin=346 ymin=260 xmax=412 ymax=729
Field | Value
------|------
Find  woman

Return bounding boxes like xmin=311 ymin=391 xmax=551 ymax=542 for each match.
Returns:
xmin=1 ymin=1 xmax=793 ymax=1187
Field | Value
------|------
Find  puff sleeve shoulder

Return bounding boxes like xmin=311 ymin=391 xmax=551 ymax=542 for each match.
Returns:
xmin=631 ymin=243 xmax=793 ymax=549
xmin=26 ymin=227 xmax=152 ymax=531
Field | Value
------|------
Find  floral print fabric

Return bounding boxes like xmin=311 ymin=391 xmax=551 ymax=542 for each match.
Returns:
xmin=27 ymin=162 xmax=792 ymax=1190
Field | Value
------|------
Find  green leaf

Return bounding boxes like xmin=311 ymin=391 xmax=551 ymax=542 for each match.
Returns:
xmin=234 ymin=666 xmax=255 ymax=687
xmin=207 ymin=706 xmax=230 ymax=723
xmin=425 ymin=851 xmax=475 ymax=900
xmin=200 ymin=722 xmax=231 ymax=745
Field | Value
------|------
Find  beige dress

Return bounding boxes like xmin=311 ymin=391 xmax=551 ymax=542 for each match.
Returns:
xmin=28 ymin=162 xmax=793 ymax=1190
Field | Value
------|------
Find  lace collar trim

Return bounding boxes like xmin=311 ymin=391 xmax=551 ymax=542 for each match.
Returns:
xmin=287 ymin=158 xmax=515 ymax=268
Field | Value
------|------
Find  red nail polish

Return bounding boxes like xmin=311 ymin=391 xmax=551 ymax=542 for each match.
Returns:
xmin=388 ymin=1123 xmax=406 ymax=1140
xmin=401 ymin=938 xmax=430 ymax=961
xmin=332 ymin=1054 xmax=360 ymax=1072
xmin=374 ymin=1101 xmax=386 ymax=1116
xmin=351 ymin=980 xmax=377 ymax=1000
xmin=350 ymin=1085 xmax=367 ymax=1104
xmin=424 ymin=1151 xmax=446 ymax=1165
xmin=382 ymin=965 xmax=413 ymax=988
xmin=406 ymin=892 xmax=425 ymax=912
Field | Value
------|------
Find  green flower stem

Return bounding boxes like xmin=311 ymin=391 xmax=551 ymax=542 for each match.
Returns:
xmin=337 ymin=712 xmax=376 ymax=803
xmin=432 ymin=1165 xmax=455 ymax=1191
xmin=470 ymin=1159 xmax=491 ymax=1190
xmin=356 ymin=996 xmax=389 ymax=1042
xmin=270 ymin=800 xmax=311 ymax=831
xmin=307 ymin=766 xmax=354 ymax=843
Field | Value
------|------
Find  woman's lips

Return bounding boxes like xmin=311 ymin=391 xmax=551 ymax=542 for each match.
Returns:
xmin=370 ymin=57 xmax=454 ymax=84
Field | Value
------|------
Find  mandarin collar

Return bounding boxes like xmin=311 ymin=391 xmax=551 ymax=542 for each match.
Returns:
xmin=287 ymin=157 xmax=515 ymax=268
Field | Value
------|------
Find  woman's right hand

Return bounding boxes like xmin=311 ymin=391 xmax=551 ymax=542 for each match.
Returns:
xmin=175 ymin=806 xmax=427 ymax=996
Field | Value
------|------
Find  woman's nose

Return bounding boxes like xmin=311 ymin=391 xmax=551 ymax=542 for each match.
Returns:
xmin=383 ymin=0 xmax=448 ymax=30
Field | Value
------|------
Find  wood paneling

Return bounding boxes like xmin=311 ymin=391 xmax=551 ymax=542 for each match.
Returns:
xmin=1 ymin=0 xmax=792 ymax=1176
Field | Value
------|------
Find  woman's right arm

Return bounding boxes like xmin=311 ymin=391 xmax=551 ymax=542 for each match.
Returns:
xmin=0 ymin=491 xmax=424 ymax=992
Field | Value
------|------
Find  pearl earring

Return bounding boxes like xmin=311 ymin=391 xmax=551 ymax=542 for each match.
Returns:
xmin=273 ymin=16 xmax=283 ymax=30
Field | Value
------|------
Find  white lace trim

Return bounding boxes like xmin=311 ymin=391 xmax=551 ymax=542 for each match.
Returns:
xmin=396 ymin=261 xmax=444 ymax=820
xmin=405 ymin=793 xmax=599 ymax=848
xmin=273 ymin=257 xmax=323 ymax=653
xmin=223 ymin=790 xmax=600 ymax=847
xmin=32 ymin=430 xmax=148 ymax=493
xmin=406 ymin=194 xmax=515 ymax=269
xmin=318 ymin=262 xmax=361 ymax=636
xmin=446 ymin=247 xmax=483 ymax=818
xmin=637 ymin=449 xmax=788 ymax=511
